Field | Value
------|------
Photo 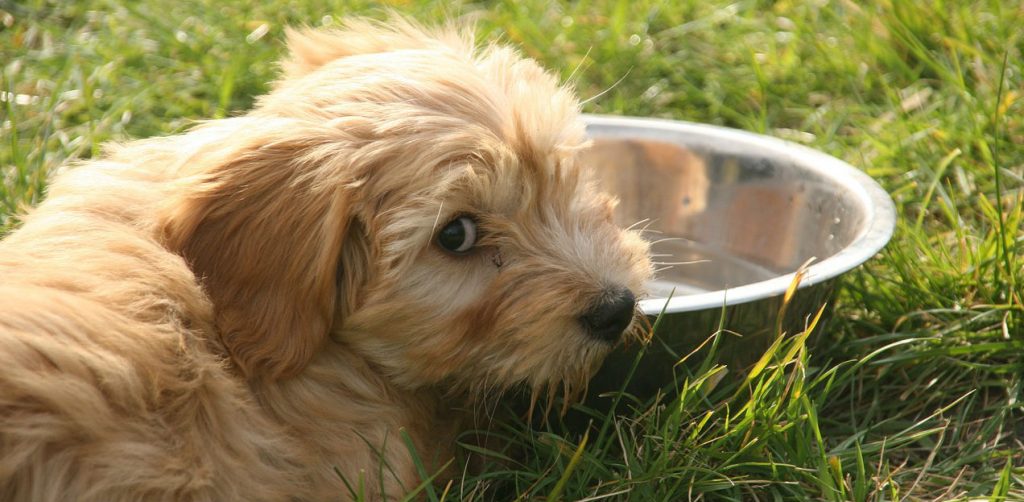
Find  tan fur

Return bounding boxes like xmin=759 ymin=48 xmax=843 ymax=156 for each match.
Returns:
xmin=0 ymin=17 xmax=652 ymax=501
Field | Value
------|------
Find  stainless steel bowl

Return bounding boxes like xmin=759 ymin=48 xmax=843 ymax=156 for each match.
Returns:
xmin=582 ymin=115 xmax=895 ymax=396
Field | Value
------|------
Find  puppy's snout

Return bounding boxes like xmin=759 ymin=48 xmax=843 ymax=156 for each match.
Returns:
xmin=579 ymin=287 xmax=637 ymax=343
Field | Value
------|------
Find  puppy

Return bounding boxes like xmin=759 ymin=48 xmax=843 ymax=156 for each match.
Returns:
xmin=0 ymin=17 xmax=651 ymax=501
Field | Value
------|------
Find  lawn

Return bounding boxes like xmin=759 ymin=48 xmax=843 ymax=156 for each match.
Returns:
xmin=3 ymin=0 xmax=1023 ymax=500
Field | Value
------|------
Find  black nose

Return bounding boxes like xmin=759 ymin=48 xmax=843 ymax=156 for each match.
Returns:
xmin=579 ymin=287 xmax=637 ymax=343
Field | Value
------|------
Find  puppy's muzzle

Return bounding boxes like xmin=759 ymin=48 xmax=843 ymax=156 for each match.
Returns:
xmin=579 ymin=287 xmax=637 ymax=343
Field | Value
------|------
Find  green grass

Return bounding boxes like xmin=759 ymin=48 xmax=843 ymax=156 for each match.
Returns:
xmin=3 ymin=0 xmax=1024 ymax=499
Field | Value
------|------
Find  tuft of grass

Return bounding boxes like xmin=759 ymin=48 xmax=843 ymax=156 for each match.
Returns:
xmin=4 ymin=0 xmax=1024 ymax=499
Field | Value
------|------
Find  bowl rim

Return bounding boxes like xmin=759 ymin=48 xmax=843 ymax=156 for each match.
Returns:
xmin=582 ymin=114 xmax=897 ymax=315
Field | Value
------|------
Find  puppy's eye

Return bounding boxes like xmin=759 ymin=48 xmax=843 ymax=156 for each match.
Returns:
xmin=437 ymin=216 xmax=478 ymax=254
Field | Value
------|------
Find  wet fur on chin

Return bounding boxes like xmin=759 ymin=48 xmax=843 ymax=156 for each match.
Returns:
xmin=0 ymin=16 xmax=652 ymax=501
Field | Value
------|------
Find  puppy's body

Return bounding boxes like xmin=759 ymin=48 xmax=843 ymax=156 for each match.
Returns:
xmin=0 ymin=157 xmax=303 ymax=500
xmin=0 ymin=18 xmax=650 ymax=501
xmin=0 ymin=124 xmax=450 ymax=501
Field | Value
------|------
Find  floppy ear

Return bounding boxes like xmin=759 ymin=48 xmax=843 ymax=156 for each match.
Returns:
xmin=161 ymin=120 xmax=359 ymax=380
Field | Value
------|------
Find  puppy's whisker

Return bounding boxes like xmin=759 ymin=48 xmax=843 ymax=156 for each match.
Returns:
xmin=481 ymin=375 xmax=507 ymax=424
xmin=580 ymin=67 xmax=633 ymax=107
xmin=428 ymin=199 xmax=446 ymax=248
xmin=543 ymin=381 xmax=557 ymax=424
xmin=560 ymin=379 xmax=572 ymax=417
xmin=625 ymin=324 xmax=644 ymax=344
xmin=653 ymin=260 xmax=709 ymax=266
xmin=632 ymin=221 xmax=661 ymax=237
xmin=563 ymin=46 xmax=593 ymax=86
xmin=528 ymin=385 xmax=544 ymax=424
xmin=623 ymin=218 xmax=652 ymax=232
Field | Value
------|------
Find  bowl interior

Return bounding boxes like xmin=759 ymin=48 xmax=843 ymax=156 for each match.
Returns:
xmin=581 ymin=116 xmax=892 ymax=313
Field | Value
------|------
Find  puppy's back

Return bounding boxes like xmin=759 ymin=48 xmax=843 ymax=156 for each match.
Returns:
xmin=0 ymin=169 xmax=306 ymax=501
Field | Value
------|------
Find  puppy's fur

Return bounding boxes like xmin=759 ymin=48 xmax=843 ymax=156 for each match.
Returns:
xmin=0 ymin=17 xmax=651 ymax=501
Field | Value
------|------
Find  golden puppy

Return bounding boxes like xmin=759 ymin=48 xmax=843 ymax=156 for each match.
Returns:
xmin=0 ymin=17 xmax=651 ymax=501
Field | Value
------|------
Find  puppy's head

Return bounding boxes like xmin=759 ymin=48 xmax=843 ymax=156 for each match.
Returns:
xmin=162 ymin=17 xmax=652 ymax=399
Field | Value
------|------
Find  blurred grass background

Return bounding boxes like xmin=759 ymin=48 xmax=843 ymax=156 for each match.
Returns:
xmin=2 ymin=0 xmax=1023 ymax=500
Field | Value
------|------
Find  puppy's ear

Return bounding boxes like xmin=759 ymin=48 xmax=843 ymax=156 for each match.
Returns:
xmin=162 ymin=120 xmax=360 ymax=380
xmin=281 ymin=17 xmax=473 ymax=79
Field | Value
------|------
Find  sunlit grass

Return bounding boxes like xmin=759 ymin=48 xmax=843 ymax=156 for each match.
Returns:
xmin=3 ymin=0 xmax=1023 ymax=499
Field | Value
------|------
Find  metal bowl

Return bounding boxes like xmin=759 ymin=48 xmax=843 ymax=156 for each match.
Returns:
xmin=582 ymin=114 xmax=895 ymax=396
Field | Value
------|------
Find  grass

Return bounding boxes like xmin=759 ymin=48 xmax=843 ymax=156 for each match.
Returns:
xmin=3 ymin=0 xmax=1023 ymax=499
